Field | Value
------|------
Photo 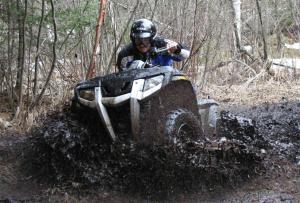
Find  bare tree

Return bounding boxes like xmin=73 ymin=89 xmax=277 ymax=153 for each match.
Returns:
xmin=273 ymin=0 xmax=283 ymax=53
xmin=30 ymin=0 xmax=57 ymax=111
xmin=231 ymin=0 xmax=242 ymax=52
xmin=256 ymin=0 xmax=268 ymax=61
xmin=14 ymin=0 xmax=28 ymax=120
xmin=86 ymin=0 xmax=108 ymax=79
xmin=33 ymin=0 xmax=45 ymax=96
xmin=5 ymin=0 xmax=15 ymax=108
xmin=106 ymin=0 xmax=139 ymax=73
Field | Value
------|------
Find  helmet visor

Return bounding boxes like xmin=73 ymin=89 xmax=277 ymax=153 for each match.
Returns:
xmin=132 ymin=32 xmax=151 ymax=39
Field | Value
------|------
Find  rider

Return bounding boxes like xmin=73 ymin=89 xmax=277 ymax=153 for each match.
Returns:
xmin=116 ymin=19 xmax=190 ymax=71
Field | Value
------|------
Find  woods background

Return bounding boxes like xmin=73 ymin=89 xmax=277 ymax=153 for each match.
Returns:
xmin=0 ymin=0 xmax=299 ymax=127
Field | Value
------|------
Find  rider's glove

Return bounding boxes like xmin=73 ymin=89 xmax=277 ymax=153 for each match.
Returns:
xmin=174 ymin=44 xmax=183 ymax=55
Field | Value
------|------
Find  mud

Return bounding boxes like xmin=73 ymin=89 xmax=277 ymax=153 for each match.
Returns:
xmin=225 ymin=101 xmax=300 ymax=165
xmin=16 ymin=103 xmax=265 ymax=201
xmin=0 ymin=132 xmax=43 ymax=202
xmin=0 ymin=100 xmax=299 ymax=202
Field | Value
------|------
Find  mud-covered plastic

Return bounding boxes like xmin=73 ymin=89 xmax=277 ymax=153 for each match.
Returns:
xmin=198 ymin=99 xmax=219 ymax=137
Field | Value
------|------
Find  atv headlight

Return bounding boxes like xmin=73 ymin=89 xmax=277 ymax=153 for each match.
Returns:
xmin=143 ymin=75 xmax=164 ymax=92
xmin=79 ymin=89 xmax=95 ymax=101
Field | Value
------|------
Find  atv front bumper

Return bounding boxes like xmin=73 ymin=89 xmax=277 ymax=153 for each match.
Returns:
xmin=75 ymin=79 xmax=163 ymax=141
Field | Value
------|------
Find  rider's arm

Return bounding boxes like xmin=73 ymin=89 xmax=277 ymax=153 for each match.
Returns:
xmin=116 ymin=45 xmax=134 ymax=71
xmin=162 ymin=38 xmax=190 ymax=61
xmin=171 ymin=44 xmax=190 ymax=61
xmin=151 ymin=37 xmax=190 ymax=65
xmin=173 ymin=44 xmax=190 ymax=58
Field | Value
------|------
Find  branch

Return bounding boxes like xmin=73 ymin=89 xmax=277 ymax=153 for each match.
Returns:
xmin=58 ymin=0 xmax=92 ymax=51
xmin=243 ymin=69 xmax=267 ymax=87
xmin=106 ymin=0 xmax=139 ymax=74
xmin=30 ymin=0 xmax=57 ymax=111
xmin=150 ymin=0 xmax=159 ymax=20
xmin=271 ymin=62 xmax=297 ymax=69
xmin=209 ymin=60 xmax=234 ymax=72
xmin=234 ymin=59 xmax=257 ymax=75
xmin=180 ymin=33 xmax=208 ymax=71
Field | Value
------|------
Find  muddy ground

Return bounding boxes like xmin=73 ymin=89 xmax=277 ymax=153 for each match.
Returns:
xmin=0 ymin=81 xmax=299 ymax=202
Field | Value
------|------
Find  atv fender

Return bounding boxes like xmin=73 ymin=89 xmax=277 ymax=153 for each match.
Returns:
xmin=197 ymin=99 xmax=219 ymax=137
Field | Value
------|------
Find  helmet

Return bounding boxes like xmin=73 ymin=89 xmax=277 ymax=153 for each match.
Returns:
xmin=130 ymin=19 xmax=157 ymax=42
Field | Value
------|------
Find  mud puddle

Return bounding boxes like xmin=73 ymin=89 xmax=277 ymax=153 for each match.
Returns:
xmin=224 ymin=100 xmax=300 ymax=165
xmin=1 ymin=100 xmax=299 ymax=202
xmin=17 ymin=103 xmax=267 ymax=201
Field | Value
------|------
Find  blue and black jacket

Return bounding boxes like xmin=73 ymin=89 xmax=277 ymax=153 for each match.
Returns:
xmin=116 ymin=36 xmax=189 ymax=71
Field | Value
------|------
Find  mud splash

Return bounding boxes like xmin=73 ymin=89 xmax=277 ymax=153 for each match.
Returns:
xmin=227 ymin=101 xmax=300 ymax=165
xmin=24 ymin=104 xmax=265 ymax=199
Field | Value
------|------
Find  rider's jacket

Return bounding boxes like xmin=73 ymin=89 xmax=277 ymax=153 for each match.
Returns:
xmin=116 ymin=36 xmax=190 ymax=71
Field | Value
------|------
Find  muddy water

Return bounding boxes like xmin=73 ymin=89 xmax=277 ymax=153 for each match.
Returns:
xmin=21 ymin=104 xmax=266 ymax=201
xmin=224 ymin=101 xmax=300 ymax=165
xmin=1 ymin=99 xmax=298 ymax=202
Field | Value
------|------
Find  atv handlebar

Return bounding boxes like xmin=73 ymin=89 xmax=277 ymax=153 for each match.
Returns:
xmin=151 ymin=47 xmax=170 ymax=54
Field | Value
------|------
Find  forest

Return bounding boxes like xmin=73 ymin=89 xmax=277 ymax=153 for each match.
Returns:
xmin=0 ymin=0 xmax=299 ymax=202
xmin=0 ymin=0 xmax=299 ymax=124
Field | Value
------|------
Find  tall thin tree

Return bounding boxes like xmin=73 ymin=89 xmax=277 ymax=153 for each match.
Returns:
xmin=231 ymin=0 xmax=242 ymax=51
xmin=30 ymin=0 xmax=57 ymax=111
xmin=14 ymin=0 xmax=27 ymax=119
xmin=256 ymin=0 xmax=268 ymax=61
xmin=33 ymin=0 xmax=45 ymax=96
xmin=86 ymin=0 xmax=107 ymax=79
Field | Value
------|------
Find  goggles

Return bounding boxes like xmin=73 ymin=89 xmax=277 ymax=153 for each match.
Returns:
xmin=134 ymin=37 xmax=151 ymax=46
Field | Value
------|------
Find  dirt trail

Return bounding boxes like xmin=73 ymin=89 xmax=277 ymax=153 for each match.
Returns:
xmin=0 ymin=81 xmax=299 ymax=202
xmin=0 ymin=133 xmax=44 ymax=201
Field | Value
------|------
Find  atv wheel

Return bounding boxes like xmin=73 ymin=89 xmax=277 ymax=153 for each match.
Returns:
xmin=164 ymin=109 xmax=204 ymax=144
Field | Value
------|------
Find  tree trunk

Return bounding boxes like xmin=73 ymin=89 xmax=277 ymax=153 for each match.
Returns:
xmin=30 ymin=0 xmax=57 ymax=111
xmin=14 ymin=0 xmax=27 ymax=120
xmin=231 ymin=0 xmax=242 ymax=51
xmin=16 ymin=0 xmax=25 ymax=91
xmin=86 ymin=0 xmax=107 ymax=79
xmin=33 ymin=0 xmax=45 ymax=96
xmin=256 ymin=0 xmax=268 ymax=61
xmin=273 ymin=0 xmax=282 ymax=53
xmin=6 ymin=0 xmax=14 ymax=109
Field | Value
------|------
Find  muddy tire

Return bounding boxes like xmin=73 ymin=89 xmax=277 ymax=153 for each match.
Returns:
xmin=164 ymin=109 xmax=204 ymax=143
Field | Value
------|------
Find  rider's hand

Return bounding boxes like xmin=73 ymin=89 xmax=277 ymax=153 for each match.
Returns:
xmin=144 ymin=62 xmax=152 ymax=68
xmin=165 ymin=39 xmax=179 ymax=54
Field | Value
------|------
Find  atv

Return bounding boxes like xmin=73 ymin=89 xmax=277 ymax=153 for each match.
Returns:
xmin=73 ymin=59 xmax=219 ymax=144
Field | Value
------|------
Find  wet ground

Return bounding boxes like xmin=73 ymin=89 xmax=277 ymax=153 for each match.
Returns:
xmin=0 ymin=83 xmax=300 ymax=202
xmin=13 ymin=105 xmax=263 ymax=201
xmin=217 ymin=101 xmax=300 ymax=203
